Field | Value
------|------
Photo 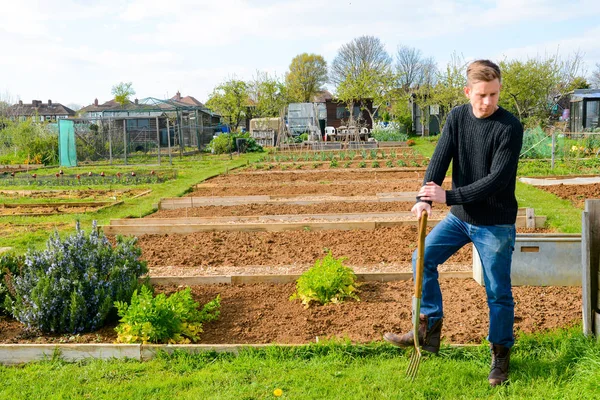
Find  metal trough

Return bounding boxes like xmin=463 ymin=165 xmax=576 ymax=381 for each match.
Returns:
xmin=473 ymin=234 xmax=582 ymax=286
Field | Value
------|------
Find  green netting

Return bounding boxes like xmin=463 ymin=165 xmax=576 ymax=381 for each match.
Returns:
xmin=58 ymin=119 xmax=77 ymax=167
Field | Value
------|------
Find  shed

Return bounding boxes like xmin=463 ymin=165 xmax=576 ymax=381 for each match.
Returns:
xmin=570 ymin=89 xmax=600 ymax=132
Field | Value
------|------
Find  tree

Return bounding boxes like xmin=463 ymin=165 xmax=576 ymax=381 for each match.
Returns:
xmin=205 ymin=79 xmax=249 ymax=129
xmin=285 ymin=53 xmax=328 ymax=103
xmin=111 ymin=82 xmax=136 ymax=107
xmin=396 ymin=45 xmax=432 ymax=92
xmin=249 ymin=71 xmax=288 ymax=118
xmin=591 ymin=63 xmax=600 ymax=88
xmin=331 ymin=36 xmax=394 ymax=124
xmin=429 ymin=53 xmax=468 ymax=128
xmin=499 ymin=57 xmax=562 ymax=126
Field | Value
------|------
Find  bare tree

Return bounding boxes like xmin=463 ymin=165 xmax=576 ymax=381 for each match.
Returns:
xmin=331 ymin=36 xmax=394 ymax=127
xmin=396 ymin=45 xmax=429 ymax=91
xmin=330 ymin=35 xmax=393 ymax=87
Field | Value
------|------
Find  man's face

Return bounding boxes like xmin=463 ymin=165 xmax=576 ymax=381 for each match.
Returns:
xmin=464 ymin=79 xmax=501 ymax=118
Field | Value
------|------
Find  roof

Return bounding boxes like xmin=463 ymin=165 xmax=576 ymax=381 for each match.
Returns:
xmin=8 ymin=101 xmax=76 ymax=116
xmin=312 ymin=90 xmax=333 ymax=103
xmin=80 ymin=97 xmax=220 ymax=118
xmin=171 ymin=95 xmax=204 ymax=107
xmin=570 ymin=89 xmax=600 ymax=102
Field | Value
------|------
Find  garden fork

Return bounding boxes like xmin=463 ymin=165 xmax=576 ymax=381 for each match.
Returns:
xmin=406 ymin=210 xmax=428 ymax=381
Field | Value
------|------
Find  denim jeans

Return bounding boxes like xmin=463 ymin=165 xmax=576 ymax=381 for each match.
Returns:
xmin=413 ymin=212 xmax=516 ymax=348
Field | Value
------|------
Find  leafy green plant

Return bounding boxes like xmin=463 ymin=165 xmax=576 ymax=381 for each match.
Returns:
xmin=8 ymin=222 xmax=148 ymax=333
xmin=385 ymin=160 xmax=394 ymax=168
xmin=344 ymin=161 xmax=352 ymax=168
xmin=329 ymin=159 xmax=338 ymax=168
xmin=358 ymin=161 xmax=366 ymax=168
xmin=114 ymin=286 xmax=220 ymax=344
xmin=312 ymin=162 xmax=321 ymax=169
xmin=371 ymin=161 xmax=380 ymax=168
xmin=397 ymin=160 xmax=407 ymax=167
xmin=290 ymin=253 xmax=359 ymax=307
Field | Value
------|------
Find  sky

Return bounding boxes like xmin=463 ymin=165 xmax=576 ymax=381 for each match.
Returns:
xmin=1 ymin=0 xmax=599 ymax=110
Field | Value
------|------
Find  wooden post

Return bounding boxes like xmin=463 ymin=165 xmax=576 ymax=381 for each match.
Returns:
xmin=166 ymin=118 xmax=173 ymax=166
xmin=526 ymin=208 xmax=535 ymax=229
xmin=108 ymin=119 xmax=113 ymax=165
xmin=582 ymin=199 xmax=600 ymax=337
xmin=155 ymin=116 xmax=161 ymax=166
xmin=123 ymin=119 xmax=127 ymax=165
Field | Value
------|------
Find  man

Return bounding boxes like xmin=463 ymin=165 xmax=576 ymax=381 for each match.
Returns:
xmin=384 ymin=59 xmax=523 ymax=387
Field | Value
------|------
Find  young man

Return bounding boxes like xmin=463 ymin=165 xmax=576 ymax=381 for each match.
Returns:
xmin=384 ymin=59 xmax=523 ymax=387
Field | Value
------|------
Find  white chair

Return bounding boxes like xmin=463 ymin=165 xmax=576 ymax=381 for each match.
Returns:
xmin=325 ymin=126 xmax=336 ymax=141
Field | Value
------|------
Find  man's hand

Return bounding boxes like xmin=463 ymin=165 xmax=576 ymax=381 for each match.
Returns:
xmin=417 ymin=181 xmax=446 ymax=204
xmin=411 ymin=201 xmax=431 ymax=219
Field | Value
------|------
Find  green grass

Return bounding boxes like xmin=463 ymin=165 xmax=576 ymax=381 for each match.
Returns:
xmin=0 ymin=153 xmax=262 ymax=252
xmin=515 ymin=181 xmax=582 ymax=233
xmin=0 ymin=327 xmax=598 ymax=399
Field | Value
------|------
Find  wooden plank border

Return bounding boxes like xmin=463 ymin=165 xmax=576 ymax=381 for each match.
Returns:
xmin=148 ymin=272 xmax=473 ymax=286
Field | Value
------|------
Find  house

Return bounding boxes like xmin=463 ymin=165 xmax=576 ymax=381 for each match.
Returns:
xmin=7 ymin=99 xmax=76 ymax=122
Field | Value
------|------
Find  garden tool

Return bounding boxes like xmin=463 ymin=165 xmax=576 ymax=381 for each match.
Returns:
xmin=406 ymin=210 xmax=428 ymax=381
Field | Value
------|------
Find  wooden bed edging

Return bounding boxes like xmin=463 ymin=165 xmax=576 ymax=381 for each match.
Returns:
xmin=147 ymin=272 xmax=473 ymax=286
xmin=0 ymin=342 xmax=480 ymax=365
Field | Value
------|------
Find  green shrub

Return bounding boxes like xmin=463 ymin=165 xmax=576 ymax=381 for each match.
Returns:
xmin=290 ymin=253 xmax=359 ymax=307
xmin=208 ymin=133 xmax=263 ymax=154
xmin=329 ymin=159 xmax=338 ymax=168
xmin=0 ymin=120 xmax=59 ymax=165
xmin=0 ymin=253 xmax=24 ymax=314
xmin=8 ymin=222 xmax=148 ymax=333
xmin=371 ymin=161 xmax=380 ymax=168
xmin=114 ymin=286 xmax=220 ymax=344
xmin=358 ymin=161 xmax=366 ymax=168
xmin=370 ymin=122 xmax=409 ymax=142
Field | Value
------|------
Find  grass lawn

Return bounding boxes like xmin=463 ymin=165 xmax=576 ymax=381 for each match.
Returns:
xmin=0 ymin=327 xmax=598 ymax=399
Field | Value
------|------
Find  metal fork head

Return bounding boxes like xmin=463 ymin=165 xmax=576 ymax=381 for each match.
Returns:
xmin=406 ymin=346 xmax=422 ymax=381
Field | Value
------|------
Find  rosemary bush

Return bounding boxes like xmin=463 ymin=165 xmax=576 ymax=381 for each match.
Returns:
xmin=8 ymin=222 xmax=148 ymax=333
xmin=290 ymin=252 xmax=359 ymax=307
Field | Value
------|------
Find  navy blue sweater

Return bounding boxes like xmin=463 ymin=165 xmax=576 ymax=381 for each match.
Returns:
xmin=420 ymin=104 xmax=523 ymax=225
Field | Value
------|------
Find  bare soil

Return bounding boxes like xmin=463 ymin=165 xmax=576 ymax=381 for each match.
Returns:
xmin=0 ymin=280 xmax=581 ymax=345
xmin=535 ymin=182 xmax=600 ymax=208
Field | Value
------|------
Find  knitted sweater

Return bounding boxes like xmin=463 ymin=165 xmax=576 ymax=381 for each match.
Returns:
xmin=420 ymin=104 xmax=523 ymax=225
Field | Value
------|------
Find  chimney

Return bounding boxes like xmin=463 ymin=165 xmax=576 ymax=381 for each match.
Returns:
xmin=175 ymin=91 xmax=181 ymax=101
xmin=94 ymin=98 xmax=98 ymax=106
xmin=48 ymin=99 xmax=52 ymax=106
xmin=134 ymin=98 xmax=138 ymax=105
xmin=18 ymin=100 xmax=23 ymax=105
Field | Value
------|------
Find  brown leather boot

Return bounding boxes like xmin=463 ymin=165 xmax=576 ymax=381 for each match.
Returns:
xmin=488 ymin=344 xmax=511 ymax=387
xmin=383 ymin=314 xmax=443 ymax=354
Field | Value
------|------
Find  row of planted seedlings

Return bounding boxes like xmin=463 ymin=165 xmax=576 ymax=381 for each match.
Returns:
xmin=0 ymin=168 xmax=176 ymax=186
xmin=256 ymin=148 xmax=426 ymax=163
xmin=0 ymin=223 xmax=360 ymax=346
xmin=253 ymin=158 xmax=427 ymax=171
xmin=254 ymin=148 xmax=428 ymax=171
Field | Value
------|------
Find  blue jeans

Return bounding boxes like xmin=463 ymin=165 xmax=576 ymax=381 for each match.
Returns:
xmin=413 ymin=212 xmax=516 ymax=347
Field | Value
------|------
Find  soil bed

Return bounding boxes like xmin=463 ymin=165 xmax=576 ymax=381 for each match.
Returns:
xmin=0 ymin=280 xmax=581 ymax=345
xmin=0 ymin=188 xmax=149 ymax=201
xmin=535 ymin=182 xmax=600 ymax=208
xmin=189 ymin=180 xmax=446 ymax=197
xmin=150 ymin=202 xmax=448 ymax=219
xmin=205 ymin=170 xmax=427 ymax=183
xmin=138 ymin=226 xmax=550 ymax=277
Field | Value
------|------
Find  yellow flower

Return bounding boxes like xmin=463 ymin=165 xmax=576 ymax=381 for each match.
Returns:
xmin=273 ymin=388 xmax=283 ymax=397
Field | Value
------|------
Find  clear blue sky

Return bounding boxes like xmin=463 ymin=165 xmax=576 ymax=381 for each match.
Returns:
xmin=1 ymin=0 xmax=599 ymax=109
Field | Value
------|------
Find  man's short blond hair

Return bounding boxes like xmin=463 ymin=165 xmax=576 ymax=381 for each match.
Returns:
xmin=467 ymin=60 xmax=501 ymax=86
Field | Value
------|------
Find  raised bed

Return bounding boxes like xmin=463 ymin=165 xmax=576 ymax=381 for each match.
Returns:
xmin=106 ymin=210 xmax=546 ymax=235
xmin=0 ymin=277 xmax=582 ymax=365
